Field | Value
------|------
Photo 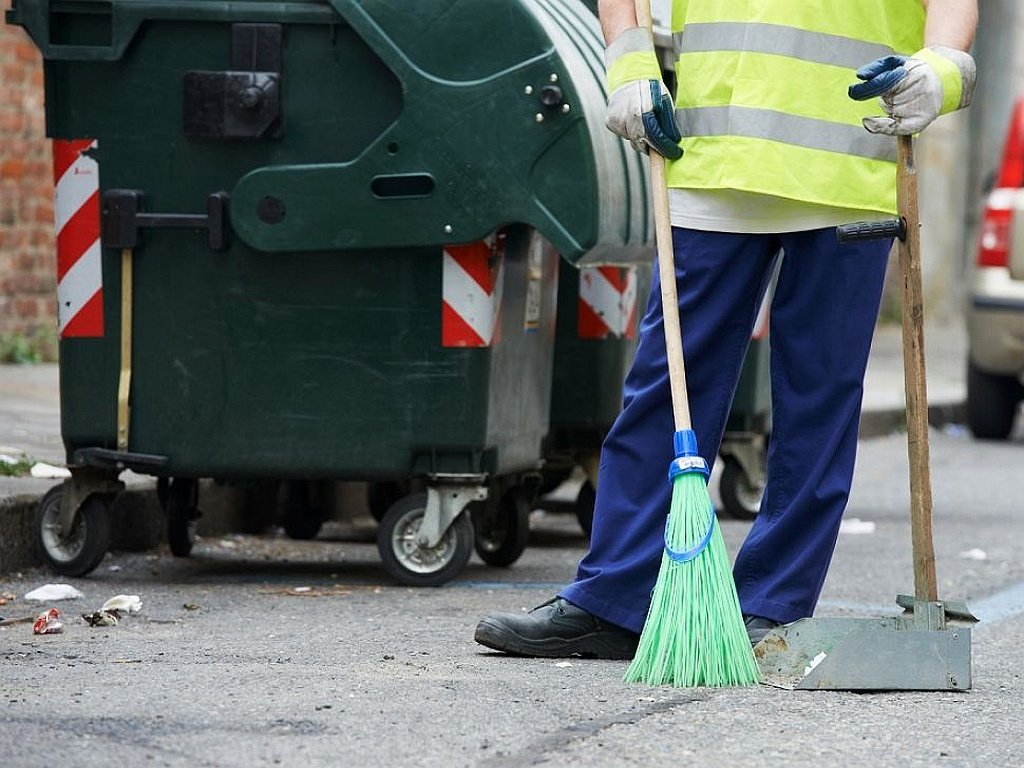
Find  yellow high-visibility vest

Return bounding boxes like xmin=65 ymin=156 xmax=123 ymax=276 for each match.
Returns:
xmin=667 ymin=1 xmax=926 ymax=214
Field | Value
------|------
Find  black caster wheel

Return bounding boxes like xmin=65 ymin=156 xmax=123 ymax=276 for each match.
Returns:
xmin=367 ymin=481 xmax=406 ymax=523
xmin=240 ymin=479 xmax=282 ymax=534
xmin=472 ymin=486 xmax=530 ymax=567
xmin=282 ymin=480 xmax=324 ymax=540
xmin=377 ymin=492 xmax=473 ymax=587
xmin=35 ymin=484 xmax=111 ymax=576
xmin=165 ymin=478 xmax=200 ymax=557
xmin=719 ymin=458 xmax=762 ymax=520
xmin=537 ymin=466 xmax=573 ymax=497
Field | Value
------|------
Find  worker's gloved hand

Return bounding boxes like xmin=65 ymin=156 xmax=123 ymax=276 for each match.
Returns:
xmin=604 ymin=27 xmax=682 ymax=159
xmin=848 ymin=46 xmax=976 ymax=135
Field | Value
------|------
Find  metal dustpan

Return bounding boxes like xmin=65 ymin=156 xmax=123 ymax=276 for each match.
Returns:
xmin=755 ymin=136 xmax=978 ymax=691
xmin=754 ymin=599 xmax=976 ymax=691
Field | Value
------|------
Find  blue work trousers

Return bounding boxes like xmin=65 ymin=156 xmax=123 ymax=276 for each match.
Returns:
xmin=561 ymin=226 xmax=892 ymax=632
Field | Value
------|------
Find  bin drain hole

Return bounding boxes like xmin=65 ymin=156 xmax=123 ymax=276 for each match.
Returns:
xmin=257 ymin=196 xmax=286 ymax=224
xmin=371 ymin=174 xmax=435 ymax=199
xmin=387 ymin=142 xmax=400 ymax=155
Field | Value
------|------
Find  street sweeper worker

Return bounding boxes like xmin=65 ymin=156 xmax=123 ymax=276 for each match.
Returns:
xmin=474 ymin=0 xmax=977 ymax=659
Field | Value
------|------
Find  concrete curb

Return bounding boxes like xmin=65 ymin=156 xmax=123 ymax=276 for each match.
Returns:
xmin=858 ymin=400 xmax=967 ymax=439
xmin=0 ymin=479 xmax=378 ymax=575
xmin=0 ymin=488 xmax=167 ymax=574
xmin=0 ymin=482 xmax=251 ymax=575
xmin=0 ymin=494 xmax=43 ymax=574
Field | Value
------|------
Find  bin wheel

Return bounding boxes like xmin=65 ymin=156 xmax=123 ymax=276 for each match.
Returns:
xmin=282 ymin=481 xmax=323 ymax=540
xmin=165 ymin=478 xmax=200 ymax=557
xmin=575 ymin=480 xmax=595 ymax=538
xmin=377 ymin=492 xmax=473 ymax=587
xmin=35 ymin=485 xmax=111 ymax=576
xmin=719 ymin=458 xmax=762 ymax=520
xmin=537 ymin=466 xmax=573 ymax=497
xmin=472 ymin=487 xmax=530 ymax=567
xmin=240 ymin=479 xmax=281 ymax=534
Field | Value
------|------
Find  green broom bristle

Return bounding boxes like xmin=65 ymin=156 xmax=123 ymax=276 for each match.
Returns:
xmin=624 ymin=470 xmax=760 ymax=688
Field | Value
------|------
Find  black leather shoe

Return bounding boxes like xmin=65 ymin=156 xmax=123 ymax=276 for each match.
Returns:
xmin=744 ymin=615 xmax=782 ymax=645
xmin=475 ymin=597 xmax=639 ymax=659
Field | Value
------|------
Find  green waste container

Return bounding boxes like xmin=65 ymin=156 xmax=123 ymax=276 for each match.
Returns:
xmin=542 ymin=259 xmax=650 ymax=536
xmin=537 ymin=0 xmax=645 ymax=538
xmin=543 ymin=258 xmax=773 ymax=531
xmin=8 ymin=0 xmax=653 ymax=584
xmin=542 ymin=255 xmax=772 ymax=531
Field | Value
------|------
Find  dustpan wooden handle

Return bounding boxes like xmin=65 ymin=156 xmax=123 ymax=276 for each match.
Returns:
xmin=897 ymin=134 xmax=938 ymax=602
xmin=634 ymin=0 xmax=692 ymax=433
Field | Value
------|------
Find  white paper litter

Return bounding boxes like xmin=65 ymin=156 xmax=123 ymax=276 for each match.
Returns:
xmin=839 ymin=518 xmax=875 ymax=535
xmin=30 ymin=462 xmax=72 ymax=479
xmin=101 ymin=594 xmax=142 ymax=614
xmin=958 ymin=548 xmax=988 ymax=561
xmin=25 ymin=584 xmax=84 ymax=601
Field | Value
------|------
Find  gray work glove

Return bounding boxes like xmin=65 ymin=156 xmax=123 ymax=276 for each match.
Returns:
xmin=604 ymin=27 xmax=682 ymax=159
xmin=849 ymin=45 xmax=976 ymax=135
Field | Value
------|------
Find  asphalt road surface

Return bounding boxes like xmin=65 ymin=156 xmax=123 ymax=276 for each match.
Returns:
xmin=2 ymin=428 xmax=1023 ymax=768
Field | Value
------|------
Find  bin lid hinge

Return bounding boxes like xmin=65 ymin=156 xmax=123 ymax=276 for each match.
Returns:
xmin=183 ymin=23 xmax=284 ymax=140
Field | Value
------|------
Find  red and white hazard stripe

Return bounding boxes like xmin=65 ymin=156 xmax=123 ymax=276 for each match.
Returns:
xmin=578 ymin=266 xmax=638 ymax=339
xmin=441 ymin=234 xmax=505 ymax=347
xmin=53 ymin=139 xmax=103 ymax=338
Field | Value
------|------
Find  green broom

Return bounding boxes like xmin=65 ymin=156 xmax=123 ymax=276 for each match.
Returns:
xmin=622 ymin=0 xmax=760 ymax=688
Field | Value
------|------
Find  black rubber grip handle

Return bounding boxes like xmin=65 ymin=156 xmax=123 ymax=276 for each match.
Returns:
xmin=836 ymin=218 xmax=906 ymax=243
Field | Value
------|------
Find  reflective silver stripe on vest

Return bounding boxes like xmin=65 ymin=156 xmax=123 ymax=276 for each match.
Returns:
xmin=677 ymin=106 xmax=898 ymax=163
xmin=674 ymin=22 xmax=895 ymax=69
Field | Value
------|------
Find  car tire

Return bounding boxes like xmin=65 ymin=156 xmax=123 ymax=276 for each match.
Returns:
xmin=966 ymin=360 xmax=1023 ymax=440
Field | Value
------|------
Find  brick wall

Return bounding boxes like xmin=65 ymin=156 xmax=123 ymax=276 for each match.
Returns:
xmin=0 ymin=22 xmax=55 ymax=346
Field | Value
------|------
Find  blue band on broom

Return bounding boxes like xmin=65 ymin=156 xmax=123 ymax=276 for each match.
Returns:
xmin=664 ymin=432 xmax=715 ymax=564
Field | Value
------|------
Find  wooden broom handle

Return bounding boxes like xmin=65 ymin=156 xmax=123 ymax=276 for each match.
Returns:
xmin=634 ymin=0 xmax=692 ymax=432
xmin=897 ymin=135 xmax=938 ymax=602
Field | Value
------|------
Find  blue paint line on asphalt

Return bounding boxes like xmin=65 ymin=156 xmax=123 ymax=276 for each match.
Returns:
xmin=796 ymin=590 xmax=1024 ymax=626
xmin=968 ymin=580 xmax=1024 ymax=625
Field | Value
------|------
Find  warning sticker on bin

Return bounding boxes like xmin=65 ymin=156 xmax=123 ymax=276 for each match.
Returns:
xmin=442 ymin=234 xmax=505 ymax=347
xmin=578 ymin=266 xmax=638 ymax=339
xmin=53 ymin=139 xmax=103 ymax=338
